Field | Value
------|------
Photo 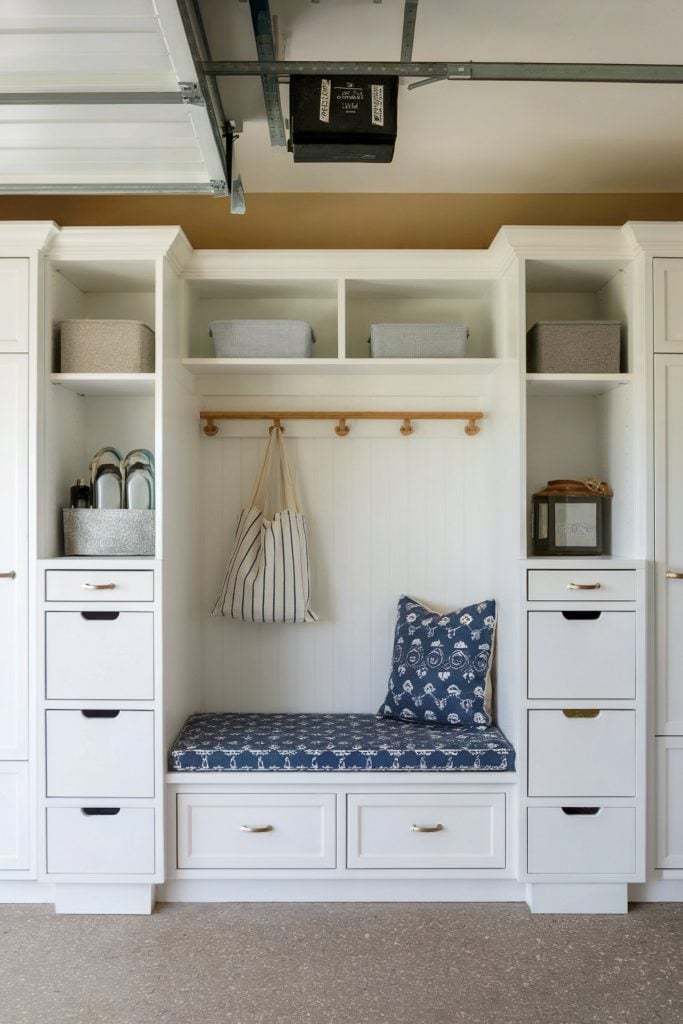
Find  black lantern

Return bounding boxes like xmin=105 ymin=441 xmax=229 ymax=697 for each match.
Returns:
xmin=532 ymin=479 xmax=612 ymax=556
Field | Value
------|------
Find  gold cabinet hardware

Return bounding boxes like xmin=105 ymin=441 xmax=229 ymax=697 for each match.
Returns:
xmin=562 ymin=709 xmax=601 ymax=718
xmin=666 ymin=570 xmax=683 ymax=580
xmin=567 ymin=582 xmax=601 ymax=590
xmin=240 ymin=824 xmax=274 ymax=833
xmin=82 ymin=582 xmax=116 ymax=591
xmin=410 ymin=823 xmax=444 ymax=833
xmin=0 ymin=570 xmax=16 ymax=579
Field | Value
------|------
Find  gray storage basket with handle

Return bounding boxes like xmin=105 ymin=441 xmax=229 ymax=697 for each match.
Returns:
xmin=370 ymin=323 xmax=469 ymax=358
xmin=210 ymin=320 xmax=315 ymax=358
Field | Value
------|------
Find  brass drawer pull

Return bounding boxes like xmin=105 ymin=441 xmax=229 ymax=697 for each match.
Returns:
xmin=666 ymin=570 xmax=683 ymax=580
xmin=240 ymin=824 xmax=274 ymax=833
xmin=0 ymin=570 xmax=16 ymax=579
xmin=82 ymin=582 xmax=116 ymax=591
xmin=410 ymin=823 xmax=444 ymax=833
xmin=567 ymin=582 xmax=601 ymax=590
xmin=562 ymin=709 xmax=601 ymax=718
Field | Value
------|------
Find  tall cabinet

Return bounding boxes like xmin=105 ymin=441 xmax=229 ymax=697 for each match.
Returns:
xmin=653 ymin=259 xmax=683 ymax=870
xmin=0 ymin=260 xmax=30 ymax=871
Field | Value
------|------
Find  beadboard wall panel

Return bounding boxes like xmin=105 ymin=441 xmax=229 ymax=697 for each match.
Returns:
xmin=201 ymin=431 xmax=489 ymax=719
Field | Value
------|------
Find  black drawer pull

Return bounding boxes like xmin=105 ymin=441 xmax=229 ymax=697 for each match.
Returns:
xmin=561 ymin=611 xmax=602 ymax=621
xmin=561 ymin=807 xmax=600 ymax=816
xmin=80 ymin=611 xmax=120 ymax=621
xmin=81 ymin=709 xmax=120 ymax=719
xmin=81 ymin=807 xmax=120 ymax=816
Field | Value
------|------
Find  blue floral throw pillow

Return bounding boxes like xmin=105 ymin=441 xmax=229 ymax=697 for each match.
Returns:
xmin=378 ymin=596 xmax=496 ymax=728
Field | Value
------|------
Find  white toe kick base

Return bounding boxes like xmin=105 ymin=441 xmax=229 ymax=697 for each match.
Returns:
xmin=526 ymin=883 xmax=629 ymax=915
xmin=53 ymin=883 xmax=155 ymax=915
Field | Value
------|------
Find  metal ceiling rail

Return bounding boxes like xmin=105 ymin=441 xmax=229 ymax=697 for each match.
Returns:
xmin=175 ymin=0 xmax=231 ymax=191
xmin=198 ymin=60 xmax=683 ymax=84
xmin=248 ymin=0 xmax=287 ymax=147
xmin=400 ymin=1 xmax=419 ymax=63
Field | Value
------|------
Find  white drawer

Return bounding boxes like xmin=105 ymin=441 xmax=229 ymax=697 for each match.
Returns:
xmin=0 ymin=763 xmax=29 ymax=870
xmin=527 ymin=570 xmax=636 ymax=602
xmin=45 ymin=570 xmax=154 ymax=603
xmin=47 ymin=807 xmax=155 ymax=875
xmin=527 ymin=807 xmax=636 ymax=875
xmin=46 ymin=710 xmax=154 ymax=798
xmin=528 ymin=611 xmax=636 ymax=699
xmin=176 ymin=793 xmax=336 ymax=869
xmin=347 ymin=793 xmax=506 ymax=869
xmin=46 ymin=611 xmax=154 ymax=700
xmin=528 ymin=710 xmax=635 ymax=797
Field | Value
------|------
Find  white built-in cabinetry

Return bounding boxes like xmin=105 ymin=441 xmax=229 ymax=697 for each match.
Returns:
xmin=653 ymin=260 xmax=683 ymax=870
xmin=0 ymin=261 xmax=30 ymax=873
xmin=3 ymin=222 xmax=683 ymax=912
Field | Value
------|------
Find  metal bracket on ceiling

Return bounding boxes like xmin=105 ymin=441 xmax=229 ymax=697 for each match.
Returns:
xmin=179 ymin=81 xmax=205 ymax=105
xmin=400 ymin=1 xmax=419 ymax=63
xmin=247 ymin=0 xmax=287 ymax=148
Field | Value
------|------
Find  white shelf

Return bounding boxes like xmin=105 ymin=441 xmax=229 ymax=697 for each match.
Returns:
xmin=182 ymin=358 xmax=501 ymax=376
xmin=526 ymin=373 xmax=632 ymax=396
xmin=49 ymin=373 xmax=156 ymax=396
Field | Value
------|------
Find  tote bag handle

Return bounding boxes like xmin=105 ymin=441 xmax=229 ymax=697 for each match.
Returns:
xmin=249 ymin=428 xmax=301 ymax=517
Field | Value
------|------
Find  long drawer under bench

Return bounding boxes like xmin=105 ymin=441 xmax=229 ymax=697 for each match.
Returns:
xmin=170 ymin=784 xmax=511 ymax=874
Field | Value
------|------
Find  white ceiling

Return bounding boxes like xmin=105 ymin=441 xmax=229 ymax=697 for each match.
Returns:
xmin=201 ymin=0 xmax=683 ymax=193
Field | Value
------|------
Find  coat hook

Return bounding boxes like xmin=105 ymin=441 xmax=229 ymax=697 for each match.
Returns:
xmin=465 ymin=417 xmax=480 ymax=436
xmin=269 ymin=418 xmax=285 ymax=434
xmin=335 ymin=417 xmax=350 ymax=436
xmin=400 ymin=417 xmax=414 ymax=436
xmin=203 ymin=417 xmax=218 ymax=437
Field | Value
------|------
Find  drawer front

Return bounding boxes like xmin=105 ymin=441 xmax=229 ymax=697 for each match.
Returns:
xmin=527 ymin=807 xmax=636 ymax=875
xmin=527 ymin=570 xmax=636 ymax=602
xmin=47 ymin=807 xmax=155 ymax=875
xmin=46 ymin=611 xmax=154 ymax=700
xmin=46 ymin=710 xmax=154 ymax=798
xmin=528 ymin=611 xmax=636 ymax=699
xmin=528 ymin=710 xmax=635 ymax=797
xmin=176 ymin=793 xmax=336 ymax=869
xmin=347 ymin=793 xmax=506 ymax=869
xmin=45 ymin=570 xmax=154 ymax=603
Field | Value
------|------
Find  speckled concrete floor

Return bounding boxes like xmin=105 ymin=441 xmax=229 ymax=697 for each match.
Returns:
xmin=0 ymin=902 xmax=681 ymax=1024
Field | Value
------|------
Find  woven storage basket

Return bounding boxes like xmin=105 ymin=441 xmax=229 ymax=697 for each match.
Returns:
xmin=527 ymin=321 xmax=622 ymax=373
xmin=60 ymin=320 xmax=155 ymax=373
xmin=63 ymin=509 xmax=155 ymax=556
xmin=210 ymin=320 xmax=314 ymax=358
xmin=370 ymin=323 xmax=468 ymax=358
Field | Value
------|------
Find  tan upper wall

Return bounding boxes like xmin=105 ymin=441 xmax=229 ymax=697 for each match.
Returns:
xmin=1 ymin=193 xmax=682 ymax=248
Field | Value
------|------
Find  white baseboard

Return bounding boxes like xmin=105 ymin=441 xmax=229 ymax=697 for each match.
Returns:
xmin=0 ymin=880 xmax=54 ymax=904
xmin=629 ymin=881 xmax=683 ymax=902
xmin=158 ymin=878 xmax=527 ymax=903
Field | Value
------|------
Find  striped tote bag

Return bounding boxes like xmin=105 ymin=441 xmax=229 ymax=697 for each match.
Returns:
xmin=212 ymin=428 xmax=318 ymax=623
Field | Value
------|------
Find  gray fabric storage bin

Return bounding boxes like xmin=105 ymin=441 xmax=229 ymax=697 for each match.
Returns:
xmin=370 ymin=323 xmax=468 ymax=358
xmin=63 ymin=509 xmax=155 ymax=556
xmin=60 ymin=320 xmax=155 ymax=373
xmin=210 ymin=320 xmax=314 ymax=358
xmin=527 ymin=321 xmax=622 ymax=373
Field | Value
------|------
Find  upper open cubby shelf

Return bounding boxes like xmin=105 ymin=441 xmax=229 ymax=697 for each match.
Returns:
xmin=180 ymin=273 xmax=508 ymax=375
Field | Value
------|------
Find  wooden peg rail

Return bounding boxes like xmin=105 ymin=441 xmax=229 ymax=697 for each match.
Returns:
xmin=199 ymin=410 xmax=484 ymax=438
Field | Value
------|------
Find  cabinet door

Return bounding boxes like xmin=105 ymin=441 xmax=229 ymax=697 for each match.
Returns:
xmin=0 ymin=355 xmax=28 ymax=759
xmin=0 ymin=259 xmax=29 ymax=353
xmin=0 ymin=764 xmax=29 ymax=870
xmin=655 ymin=356 xmax=683 ymax=734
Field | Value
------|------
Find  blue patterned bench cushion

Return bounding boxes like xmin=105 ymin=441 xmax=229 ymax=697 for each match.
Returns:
xmin=168 ymin=713 xmax=515 ymax=773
